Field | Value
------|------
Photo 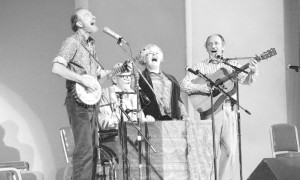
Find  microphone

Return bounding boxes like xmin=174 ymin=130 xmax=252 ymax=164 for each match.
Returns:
xmin=185 ymin=67 xmax=199 ymax=75
xmin=103 ymin=27 xmax=128 ymax=44
xmin=287 ymin=64 xmax=300 ymax=72
xmin=216 ymin=54 xmax=228 ymax=61
xmin=216 ymin=54 xmax=223 ymax=59
xmin=125 ymin=109 xmax=141 ymax=114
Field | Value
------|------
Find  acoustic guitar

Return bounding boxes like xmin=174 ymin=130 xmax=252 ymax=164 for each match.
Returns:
xmin=189 ymin=48 xmax=277 ymax=119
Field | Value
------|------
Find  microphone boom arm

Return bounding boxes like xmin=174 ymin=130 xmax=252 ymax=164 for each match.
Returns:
xmin=287 ymin=64 xmax=300 ymax=72
xmin=221 ymin=61 xmax=248 ymax=74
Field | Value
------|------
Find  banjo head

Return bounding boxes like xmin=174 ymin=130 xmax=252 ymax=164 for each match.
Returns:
xmin=75 ymin=75 xmax=102 ymax=105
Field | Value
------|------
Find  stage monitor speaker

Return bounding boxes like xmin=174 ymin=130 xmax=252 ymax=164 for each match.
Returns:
xmin=248 ymin=158 xmax=300 ymax=180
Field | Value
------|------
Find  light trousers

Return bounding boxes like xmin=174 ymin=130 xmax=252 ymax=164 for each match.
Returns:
xmin=211 ymin=102 xmax=238 ymax=180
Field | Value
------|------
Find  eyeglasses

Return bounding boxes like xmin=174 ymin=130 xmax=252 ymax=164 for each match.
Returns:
xmin=117 ymin=74 xmax=132 ymax=80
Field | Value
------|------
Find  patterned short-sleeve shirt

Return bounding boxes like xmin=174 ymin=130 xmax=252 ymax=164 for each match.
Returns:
xmin=57 ymin=32 xmax=101 ymax=89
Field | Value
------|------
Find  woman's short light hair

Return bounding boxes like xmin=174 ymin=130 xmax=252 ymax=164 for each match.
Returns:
xmin=138 ymin=44 xmax=163 ymax=66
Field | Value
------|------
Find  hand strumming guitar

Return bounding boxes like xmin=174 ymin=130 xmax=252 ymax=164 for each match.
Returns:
xmin=199 ymin=84 xmax=211 ymax=94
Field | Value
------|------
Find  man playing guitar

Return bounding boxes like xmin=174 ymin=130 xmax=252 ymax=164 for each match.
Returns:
xmin=180 ymin=34 xmax=258 ymax=180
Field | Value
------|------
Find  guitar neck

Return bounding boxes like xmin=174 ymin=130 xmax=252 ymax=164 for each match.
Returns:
xmin=216 ymin=62 xmax=249 ymax=85
xmin=217 ymin=54 xmax=266 ymax=83
xmin=239 ymin=62 xmax=250 ymax=71
xmin=99 ymin=66 xmax=126 ymax=84
xmin=238 ymin=54 xmax=262 ymax=71
xmin=226 ymin=53 xmax=264 ymax=78
xmin=98 ymin=55 xmax=141 ymax=85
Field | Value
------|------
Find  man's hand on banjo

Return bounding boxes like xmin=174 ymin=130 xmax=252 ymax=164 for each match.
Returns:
xmin=80 ymin=75 xmax=98 ymax=92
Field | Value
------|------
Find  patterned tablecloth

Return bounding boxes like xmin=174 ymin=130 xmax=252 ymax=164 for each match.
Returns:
xmin=103 ymin=120 xmax=213 ymax=180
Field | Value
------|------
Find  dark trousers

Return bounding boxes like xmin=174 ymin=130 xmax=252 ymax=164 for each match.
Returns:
xmin=65 ymin=94 xmax=98 ymax=180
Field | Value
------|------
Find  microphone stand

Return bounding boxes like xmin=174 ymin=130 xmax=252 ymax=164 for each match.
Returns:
xmin=219 ymin=60 xmax=251 ymax=180
xmin=115 ymin=40 xmax=157 ymax=180
xmin=188 ymin=69 xmax=227 ymax=180
xmin=288 ymin=68 xmax=300 ymax=73
xmin=221 ymin=60 xmax=252 ymax=180
xmin=235 ymin=78 xmax=243 ymax=180
xmin=133 ymin=65 xmax=143 ymax=180
xmin=223 ymin=56 xmax=256 ymax=61
xmin=117 ymin=93 xmax=128 ymax=180
xmin=221 ymin=60 xmax=248 ymax=74
xmin=210 ymin=85 xmax=218 ymax=180
xmin=116 ymin=97 xmax=157 ymax=179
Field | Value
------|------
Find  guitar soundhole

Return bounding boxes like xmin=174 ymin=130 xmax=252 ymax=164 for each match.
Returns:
xmin=212 ymin=89 xmax=220 ymax=97
xmin=212 ymin=80 xmax=227 ymax=97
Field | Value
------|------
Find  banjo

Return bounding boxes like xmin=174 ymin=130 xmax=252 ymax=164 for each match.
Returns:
xmin=72 ymin=60 xmax=131 ymax=107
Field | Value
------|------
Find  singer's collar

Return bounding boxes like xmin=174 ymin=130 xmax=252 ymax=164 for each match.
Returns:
xmin=209 ymin=55 xmax=226 ymax=64
xmin=87 ymin=37 xmax=95 ymax=44
xmin=209 ymin=59 xmax=222 ymax=64
xmin=76 ymin=31 xmax=95 ymax=45
xmin=148 ymin=69 xmax=162 ymax=74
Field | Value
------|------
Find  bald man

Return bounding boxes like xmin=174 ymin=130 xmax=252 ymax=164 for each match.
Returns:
xmin=181 ymin=34 xmax=258 ymax=180
xmin=52 ymin=8 xmax=103 ymax=180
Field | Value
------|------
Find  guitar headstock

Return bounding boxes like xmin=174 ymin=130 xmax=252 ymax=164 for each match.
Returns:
xmin=121 ymin=54 xmax=144 ymax=71
xmin=107 ymin=61 xmax=132 ymax=78
xmin=255 ymin=48 xmax=277 ymax=61
xmin=122 ymin=60 xmax=132 ymax=72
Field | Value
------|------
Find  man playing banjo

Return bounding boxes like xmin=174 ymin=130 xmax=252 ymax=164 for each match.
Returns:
xmin=52 ymin=8 xmax=105 ymax=180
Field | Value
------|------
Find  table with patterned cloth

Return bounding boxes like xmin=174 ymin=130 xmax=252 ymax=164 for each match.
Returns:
xmin=105 ymin=120 xmax=213 ymax=180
